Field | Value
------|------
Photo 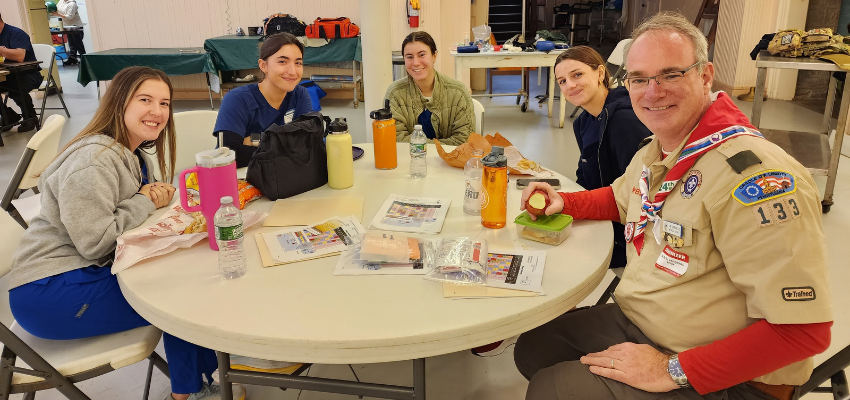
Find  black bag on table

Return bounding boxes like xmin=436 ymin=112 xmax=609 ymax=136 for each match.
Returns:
xmin=246 ymin=112 xmax=329 ymax=200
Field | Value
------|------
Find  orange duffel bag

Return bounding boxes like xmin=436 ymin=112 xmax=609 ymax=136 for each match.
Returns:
xmin=305 ymin=17 xmax=360 ymax=39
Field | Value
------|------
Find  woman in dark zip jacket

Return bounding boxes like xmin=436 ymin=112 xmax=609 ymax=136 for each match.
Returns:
xmin=555 ymin=46 xmax=653 ymax=269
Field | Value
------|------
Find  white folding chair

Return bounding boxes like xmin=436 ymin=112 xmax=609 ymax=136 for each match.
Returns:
xmin=1 ymin=114 xmax=65 ymax=228
xmin=0 ymin=213 xmax=169 ymax=400
xmin=31 ymin=44 xmax=71 ymax=128
xmin=606 ymin=38 xmax=632 ymax=88
xmin=149 ymin=110 xmax=218 ymax=181
xmin=471 ymin=98 xmax=485 ymax=135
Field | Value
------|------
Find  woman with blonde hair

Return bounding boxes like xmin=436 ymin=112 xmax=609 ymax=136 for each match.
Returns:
xmin=10 ymin=67 xmax=242 ymax=400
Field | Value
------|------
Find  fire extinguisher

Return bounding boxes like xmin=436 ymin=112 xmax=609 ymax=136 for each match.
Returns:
xmin=407 ymin=0 xmax=420 ymax=28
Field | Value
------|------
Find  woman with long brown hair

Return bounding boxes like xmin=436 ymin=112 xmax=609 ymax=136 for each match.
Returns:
xmin=553 ymin=46 xmax=652 ymax=270
xmin=385 ymin=31 xmax=474 ymax=145
xmin=215 ymin=32 xmax=313 ymax=168
xmin=10 ymin=67 xmax=242 ymax=400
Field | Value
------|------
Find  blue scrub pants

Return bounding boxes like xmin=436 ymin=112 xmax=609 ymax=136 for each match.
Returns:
xmin=9 ymin=267 xmax=217 ymax=395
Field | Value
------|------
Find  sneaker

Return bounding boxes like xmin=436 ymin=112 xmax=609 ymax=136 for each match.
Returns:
xmin=17 ymin=119 xmax=37 ymax=132
xmin=0 ymin=112 xmax=21 ymax=132
xmin=470 ymin=335 xmax=519 ymax=357
xmin=162 ymin=383 xmax=246 ymax=400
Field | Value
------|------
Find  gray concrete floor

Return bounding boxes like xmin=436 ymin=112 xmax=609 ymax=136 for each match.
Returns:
xmin=2 ymin=57 xmax=849 ymax=400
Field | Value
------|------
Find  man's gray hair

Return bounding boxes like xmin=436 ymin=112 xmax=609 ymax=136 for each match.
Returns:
xmin=624 ymin=11 xmax=709 ymax=70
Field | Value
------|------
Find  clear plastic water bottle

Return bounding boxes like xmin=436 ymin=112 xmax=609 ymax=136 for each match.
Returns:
xmin=463 ymin=149 xmax=484 ymax=215
xmin=409 ymin=124 xmax=427 ymax=179
xmin=214 ymin=196 xmax=246 ymax=279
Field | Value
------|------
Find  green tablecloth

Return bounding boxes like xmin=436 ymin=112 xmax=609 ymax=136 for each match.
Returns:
xmin=203 ymin=36 xmax=362 ymax=71
xmin=78 ymin=48 xmax=215 ymax=86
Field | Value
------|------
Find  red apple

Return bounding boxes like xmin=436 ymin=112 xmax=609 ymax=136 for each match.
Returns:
xmin=525 ymin=190 xmax=551 ymax=216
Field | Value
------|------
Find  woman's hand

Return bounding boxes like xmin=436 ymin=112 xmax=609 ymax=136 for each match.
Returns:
xmin=139 ymin=183 xmax=176 ymax=209
xmin=520 ymin=182 xmax=564 ymax=221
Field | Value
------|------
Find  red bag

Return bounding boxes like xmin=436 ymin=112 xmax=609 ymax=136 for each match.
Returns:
xmin=305 ymin=17 xmax=360 ymax=39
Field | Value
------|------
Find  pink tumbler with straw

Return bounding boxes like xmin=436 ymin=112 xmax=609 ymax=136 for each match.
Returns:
xmin=179 ymin=148 xmax=239 ymax=250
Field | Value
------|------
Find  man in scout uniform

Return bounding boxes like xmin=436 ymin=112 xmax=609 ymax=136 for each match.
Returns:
xmin=513 ymin=11 xmax=833 ymax=400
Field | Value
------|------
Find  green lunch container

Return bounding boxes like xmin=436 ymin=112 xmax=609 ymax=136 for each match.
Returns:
xmin=514 ymin=212 xmax=573 ymax=245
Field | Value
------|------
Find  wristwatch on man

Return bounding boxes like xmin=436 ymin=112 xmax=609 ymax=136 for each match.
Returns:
xmin=668 ymin=354 xmax=691 ymax=389
xmin=251 ymin=133 xmax=261 ymax=147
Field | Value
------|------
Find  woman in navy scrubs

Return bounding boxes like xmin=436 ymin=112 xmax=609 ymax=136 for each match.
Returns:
xmin=214 ymin=32 xmax=313 ymax=167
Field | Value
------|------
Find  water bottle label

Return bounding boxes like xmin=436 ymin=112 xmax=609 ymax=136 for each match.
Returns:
xmin=410 ymin=143 xmax=426 ymax=155
xmin=464 ymin=180 xmax=482 ymax=205
xmin=216 ymin=224 xmax=243 ymax=241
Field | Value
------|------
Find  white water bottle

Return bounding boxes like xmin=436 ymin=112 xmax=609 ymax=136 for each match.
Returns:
xmin=214 ymin=196 xmax=246 ymax=279
xmin=409 ymin=124 xmax=427 ymax=179
xmin=463 ymin=149 xmax=484 ymax=215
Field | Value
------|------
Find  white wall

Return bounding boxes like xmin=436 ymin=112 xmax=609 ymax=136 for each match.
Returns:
xmin=84 ymin=0 xmax=470 ymax=96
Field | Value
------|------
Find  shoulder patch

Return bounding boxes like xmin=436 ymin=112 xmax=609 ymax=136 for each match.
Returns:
xmin=732 ymin=169 xmax=796 ymax=206
xmin=638 ymin=136 xmax=654 ymax=150
xmin=726 ymin=150 xmax=762 ymax=174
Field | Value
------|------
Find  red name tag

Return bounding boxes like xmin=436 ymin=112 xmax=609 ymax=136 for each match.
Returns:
xmin=655 ymin=246 xmax=689 ymax=277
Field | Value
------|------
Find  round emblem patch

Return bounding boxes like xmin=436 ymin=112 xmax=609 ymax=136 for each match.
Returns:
xmin=681 ymin=170 xmax=702 ymax=199
xmin=624 ymin=222 xmax=635 ymax=242
xmin=709 ymin=133 xmax=723 ymax=143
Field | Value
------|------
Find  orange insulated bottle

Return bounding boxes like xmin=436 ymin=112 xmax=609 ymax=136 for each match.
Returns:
xmin=370 ymin=99 xmax=398 ymax=170
xmin=481 ymin=146 xmax=508 ymax=229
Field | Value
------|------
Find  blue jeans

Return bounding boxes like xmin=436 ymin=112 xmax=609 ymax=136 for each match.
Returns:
xmin=9 ymin=266 xmax=218 ymax=394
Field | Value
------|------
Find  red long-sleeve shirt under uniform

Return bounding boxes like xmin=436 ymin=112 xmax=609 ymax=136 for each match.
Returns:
xmin=558 ymin=187 xmax=832 ymax=393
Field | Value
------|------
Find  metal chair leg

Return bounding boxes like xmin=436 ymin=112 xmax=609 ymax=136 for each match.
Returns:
xmin=570 ymin=106 xmax=583 ymax=118
xmin=141 ymin=357 xmax=155 ymax=400
xmin=56 ymin=89 xmax=70 ymax=118
xmin=22 ymin=392 xmax=36 ymax=400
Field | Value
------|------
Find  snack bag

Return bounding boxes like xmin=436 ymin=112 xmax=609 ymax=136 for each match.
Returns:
xmin=424 ymin=237 xmax=488 ymax=285
xmin=185 ymin=174 xmax=262 ymax=210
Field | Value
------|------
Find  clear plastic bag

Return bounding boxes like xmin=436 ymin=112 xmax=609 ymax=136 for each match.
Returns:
xmin=472 ymin=25 xmax=493 ymax=52
xmin=350 ymin=233 xmax=433 ymax=268
xmin=424 ymin=238 xmax=488 ymax=285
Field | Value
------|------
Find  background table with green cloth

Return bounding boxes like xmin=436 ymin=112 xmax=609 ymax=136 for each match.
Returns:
xmin=203 ymin=36 xmax=362 ymax=71
xmin=78 ymin=48 xmax=215 ymax=86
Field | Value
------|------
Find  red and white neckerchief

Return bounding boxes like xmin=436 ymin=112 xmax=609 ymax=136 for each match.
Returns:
xmin=629 ymin=125 xmax=763 ymax=255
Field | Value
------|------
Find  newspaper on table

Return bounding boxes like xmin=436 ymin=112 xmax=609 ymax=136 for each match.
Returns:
xmin=369 ymin=194 xmax=451 ymax=234
xmin=113 ymin=203 xmax=264 ymax=274
xmin=260 ymin=216 xmax=366 ymax=265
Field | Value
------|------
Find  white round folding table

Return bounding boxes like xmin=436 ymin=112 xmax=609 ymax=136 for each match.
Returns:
xmin=118 ymin=143 xmax=613 ymax=400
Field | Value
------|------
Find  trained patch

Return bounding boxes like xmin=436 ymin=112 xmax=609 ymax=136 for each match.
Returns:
xmin=782 ymin=286 xmax=815 ymax=301
xmin=681 ymin=170 xmax=702 ymax=199
xmin=732 ymin=170 xmax=796 ymax=206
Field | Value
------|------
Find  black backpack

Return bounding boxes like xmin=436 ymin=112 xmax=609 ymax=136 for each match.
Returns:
xmin=262 ymin=13 xmax=307 ymax=38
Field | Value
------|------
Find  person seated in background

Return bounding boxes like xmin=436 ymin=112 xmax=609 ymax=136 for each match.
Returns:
xmin=0 ymin=13 xmax=44 ymax=132
xmin=555 ymin=45 xmax=652 ymax=270
xmin=214 ymin=32 xmax=313 ymax=168
xmin=385 ymin=31 xmax=474 ymax=145
xmin=51 ymin=0 xmax=87 ymax=64
xmin=9 ymin=66 xmax=244 ymax=400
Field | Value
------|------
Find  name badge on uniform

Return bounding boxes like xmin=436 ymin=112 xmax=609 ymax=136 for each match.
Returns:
xmin=661 ymin=220 xmax=685 ymax=248
xmin=655 ymin=246 xmax=689 ymax=277
xmin=284 ymin=109 xmax=295 ymax=124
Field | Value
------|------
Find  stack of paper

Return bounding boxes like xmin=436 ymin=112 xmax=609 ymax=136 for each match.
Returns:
xmin=443 ymin=249 xmax=547 ymax=298
xmin=256 ymin=216 xmax=366 ymax=268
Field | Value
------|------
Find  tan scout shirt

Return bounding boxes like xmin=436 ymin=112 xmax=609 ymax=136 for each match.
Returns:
xmin=611 ymin=132 xmax=832 ymax=385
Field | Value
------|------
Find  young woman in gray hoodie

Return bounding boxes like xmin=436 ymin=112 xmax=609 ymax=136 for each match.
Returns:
xmin=9 ymin=67 xmax=236 ymax=400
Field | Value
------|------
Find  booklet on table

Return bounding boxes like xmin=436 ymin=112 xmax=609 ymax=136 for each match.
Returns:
xmin=369 ymin=194 xmax=451 ymax=234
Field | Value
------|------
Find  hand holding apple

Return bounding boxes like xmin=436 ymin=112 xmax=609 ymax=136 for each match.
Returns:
xmin=520 ymin=182 xmax=564 ymax=221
